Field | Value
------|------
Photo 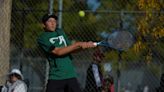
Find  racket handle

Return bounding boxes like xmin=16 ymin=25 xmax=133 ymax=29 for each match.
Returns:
xmin=93 ymin=42 xmax=98 ymax=46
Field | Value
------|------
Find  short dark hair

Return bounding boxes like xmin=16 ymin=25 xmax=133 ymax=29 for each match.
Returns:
xmin=42 ymin=14 xmax=58 ymax=24
xmin=9 ymin=73 xmax=22 ymax=80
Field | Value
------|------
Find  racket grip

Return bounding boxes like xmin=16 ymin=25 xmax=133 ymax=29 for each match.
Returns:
xmin=93 ymin=42 xmax=98 ymax=46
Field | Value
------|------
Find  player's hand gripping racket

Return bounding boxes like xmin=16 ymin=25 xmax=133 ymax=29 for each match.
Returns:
xmin=94 ymin=31 xmax=135 ymax=51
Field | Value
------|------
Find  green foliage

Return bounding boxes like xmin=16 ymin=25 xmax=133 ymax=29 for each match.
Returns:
xmin=136 ymin=0 xmax=164 ymax=64
xmin=147 ymin=62 xmax=161 ymax=77
xmin=107 ymin=0 xmax=138 ymax=10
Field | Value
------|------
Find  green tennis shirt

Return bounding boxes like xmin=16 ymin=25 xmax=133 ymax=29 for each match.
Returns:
xmin=37 ymin=28 xmax=76 ymax=80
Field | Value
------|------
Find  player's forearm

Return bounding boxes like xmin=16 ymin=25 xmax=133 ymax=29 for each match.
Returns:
xmin=51 ymin=42 xmax=82 ymax=56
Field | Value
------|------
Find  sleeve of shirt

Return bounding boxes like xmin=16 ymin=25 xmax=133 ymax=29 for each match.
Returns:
xmin=1 ymin=86 xmax=7 ymax=92
xmin=37 ymin=37 xmax=55 ymax=53
xmin=14 ymin=83 xmax=27 ymax=92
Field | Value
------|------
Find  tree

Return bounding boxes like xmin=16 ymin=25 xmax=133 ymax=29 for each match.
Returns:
xmin=0 ymin=0 xmax=12 ymax=85
xmin=136 ymin=0 xmax=164 ymax=63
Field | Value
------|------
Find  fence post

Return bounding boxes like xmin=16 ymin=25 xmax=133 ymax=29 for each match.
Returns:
xmin=58 ymin=0 xmax=63 ymax=29
xmin=49 ymin=0 xmax=54 ymax=14
xmin=0 ymin=0 xmax=12 ymax=85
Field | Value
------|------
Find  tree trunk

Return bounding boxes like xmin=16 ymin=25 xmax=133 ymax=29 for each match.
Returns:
xmin=0 ymin=0 xmax=12 ymax=85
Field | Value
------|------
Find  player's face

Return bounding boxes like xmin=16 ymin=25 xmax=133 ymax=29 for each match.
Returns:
xmin=44 ymin=18 xmax=57 ymax=31
xmin=10 ymin=74 xmax=18 ymax=83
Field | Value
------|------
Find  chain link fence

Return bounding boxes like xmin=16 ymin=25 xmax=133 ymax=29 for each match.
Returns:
xmin=0 ymin=0 xmax=163 ymax=92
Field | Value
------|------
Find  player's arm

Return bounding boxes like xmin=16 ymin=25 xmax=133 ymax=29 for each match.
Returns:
xmin=51 ymin=41 xmax=95 ymax=56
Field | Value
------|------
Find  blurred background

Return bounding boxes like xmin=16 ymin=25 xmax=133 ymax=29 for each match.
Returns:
xmin=0 ymin=0 xmax=163 ymax=92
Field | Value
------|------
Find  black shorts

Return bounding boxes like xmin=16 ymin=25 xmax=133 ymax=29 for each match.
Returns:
xmin=46 ymin=78 xmax=82 ymax=92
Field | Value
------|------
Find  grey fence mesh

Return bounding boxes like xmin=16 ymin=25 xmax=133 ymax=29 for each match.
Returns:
xmin=0 ymin=0 xmax=163 ymax=92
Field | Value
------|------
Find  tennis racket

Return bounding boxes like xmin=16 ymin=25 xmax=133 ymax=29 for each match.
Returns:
xmin=94 ymin=31 xmax=135 ymax=51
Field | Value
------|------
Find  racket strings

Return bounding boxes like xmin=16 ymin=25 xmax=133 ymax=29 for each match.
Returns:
xmin=107 ymin=31 xmax=134 ymax=50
